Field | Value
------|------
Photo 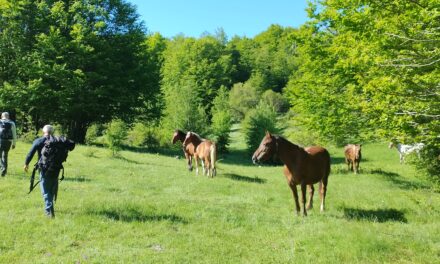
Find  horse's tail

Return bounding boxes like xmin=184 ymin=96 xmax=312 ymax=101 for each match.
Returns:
xmin=325 ymin=149 xmax=331 ymax=178
xmin=210 ymin=143 xmax=217 ymax=177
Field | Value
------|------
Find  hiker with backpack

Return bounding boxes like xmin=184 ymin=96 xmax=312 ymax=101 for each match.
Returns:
xmin=24 ymin=125 xmax=75 ymax=218
xmin=0 ymin=112 xmax=17 ymax=177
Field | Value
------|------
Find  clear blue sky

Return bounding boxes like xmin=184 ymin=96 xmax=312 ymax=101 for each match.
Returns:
xmin=128 ymin=0 xmax=309 ymax=38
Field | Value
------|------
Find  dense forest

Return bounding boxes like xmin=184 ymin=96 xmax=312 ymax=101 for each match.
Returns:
xmin=0 ymin=0 xmax=438 ymax=180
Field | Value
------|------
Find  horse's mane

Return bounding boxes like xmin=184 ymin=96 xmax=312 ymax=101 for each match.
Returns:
xmin=190 ymin=132 xmax=204 ymax=141
xmin=274 ymin=135 xmax=307 ymax=154
xmin=175 ymin=129 xmax=186 ymax=136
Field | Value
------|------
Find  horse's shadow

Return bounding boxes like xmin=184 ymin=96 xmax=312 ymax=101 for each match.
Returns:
xmin=343 ymin=207 xmax=407 ymax=223
xmin=223 ymin=173 xmax=266 ymax=184
xmin=89 ymin=208 xmax=188 ymax=224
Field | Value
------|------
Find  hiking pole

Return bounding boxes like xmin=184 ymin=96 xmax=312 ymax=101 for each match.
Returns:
xmin=28 ymin=163 xmax=40 ymax=194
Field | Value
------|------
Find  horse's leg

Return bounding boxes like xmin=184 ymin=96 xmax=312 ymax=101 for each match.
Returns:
xmin=400 ymin=153 xmax=403 ymax=164
xmin=205 ymin=157 xmax=211 ymax=177
xmin=355 ymin=160 xmax=359 ymax=174
xmin=195 ymin=155 xmax=199 ymax=176
xmin=201 ymin=159 xmax=205 ymax=176
xmin=186 ymin=153 xmax=192 ymax=171
xmin=300 ymin=183 xmax=307 ymax=216
xmin=319 ymin=179 xmax=328 ymax=212
xmin=346 ymin=158 xmax=350 ymax=172
xmin=306 ymin=184 xmax=314 ymax=210
xmin=289 ymin=183 xmax=301 ymax=215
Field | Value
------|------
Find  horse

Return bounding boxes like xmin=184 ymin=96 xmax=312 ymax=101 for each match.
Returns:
xmin=344 ymin=144 xmax=362 ymax=174
xmin=172 ymin=130 xmax=196 ymax=171
xmin=388 ymin=142 xmax=424 ymax=164
xmin=183 ymin=132 xmax=217 ymax=177
xmin=252 ymin=131 xmax=331 ymax=216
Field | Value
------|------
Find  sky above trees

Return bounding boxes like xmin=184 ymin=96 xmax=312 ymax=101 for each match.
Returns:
xmin=128 ymin=0 xmax=309 ymax=38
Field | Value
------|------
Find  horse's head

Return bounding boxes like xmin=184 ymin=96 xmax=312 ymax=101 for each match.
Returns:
xmin=252 ymin=131 xmax=277 ymax=164
xmin=172 ymin=130 xmax=183 ymax=144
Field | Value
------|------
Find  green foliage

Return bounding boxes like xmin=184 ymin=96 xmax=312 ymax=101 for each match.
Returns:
xmin=229 ymin=81 xmax=261 ymax=121
xmin=162 ymin=80 xmax=209 ymax=136
xmin=0 ymin=0 xmax=161 ymax=142
xmin=105 ymin=119 xmax=127 ymax=156
xmin=161 ymin=35 xmax=234 ymax=117
xmin=127 ymin=123 xmax=160 ymax=150
xmin=261 ymin=90 xmax=290 ymax=114
xmin=242 ymin=102 xmax=281 ymax=153
xmin=85 ymin=124 xmax=104 ymax=145
xmin=211 ymin=86 xmax=232 ymax=153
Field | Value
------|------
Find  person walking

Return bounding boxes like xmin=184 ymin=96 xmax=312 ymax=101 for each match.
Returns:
xmin=24 ymin=125 xmax=75 ymax=218
xmin=0 ymin=112 xmax=17 ymax=177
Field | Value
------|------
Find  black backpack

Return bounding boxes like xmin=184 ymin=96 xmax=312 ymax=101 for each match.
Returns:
xmin=0 ymin=120 xmax=13 ymax=140
xmin=38 ymin=136 xmax=76 ymax=177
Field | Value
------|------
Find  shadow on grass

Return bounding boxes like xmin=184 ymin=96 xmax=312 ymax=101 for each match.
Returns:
xmin=369 ymin=168 xmax=430 ymax=190
xmin=343 ymin=207 xmax=407 ymax=223
xmin=91 ymin=208 xmax=188 ymax=224
xmin=63 ymin=176 xmax=91 ymax=182
xmin=223 ymin=173 xmax=266 ymax=184
xmin=113 ymin=155 xmax=142 ymax=164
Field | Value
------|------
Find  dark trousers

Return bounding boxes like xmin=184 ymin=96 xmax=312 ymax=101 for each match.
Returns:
xmin=0 ymin=140 xmax=11 ymax=176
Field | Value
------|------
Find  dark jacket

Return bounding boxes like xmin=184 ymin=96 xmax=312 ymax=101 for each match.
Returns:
xmin=25 ymin=136 xmax=49 ymax=166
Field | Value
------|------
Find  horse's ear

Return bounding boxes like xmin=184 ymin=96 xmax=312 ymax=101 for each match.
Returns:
xmin=265 ymin=130 xmax=271 ymax=136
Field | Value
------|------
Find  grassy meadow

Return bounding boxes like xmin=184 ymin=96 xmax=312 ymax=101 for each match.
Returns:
xmin=0 ymin=128 xmax=439 ymax=263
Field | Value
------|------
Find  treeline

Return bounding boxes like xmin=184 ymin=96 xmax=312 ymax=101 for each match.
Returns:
xmin=0 ymin=0 xmax=438 ymax=180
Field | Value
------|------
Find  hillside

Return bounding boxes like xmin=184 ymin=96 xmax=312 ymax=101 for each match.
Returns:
xmin=0 ymin=129 xmax=439 ymax=263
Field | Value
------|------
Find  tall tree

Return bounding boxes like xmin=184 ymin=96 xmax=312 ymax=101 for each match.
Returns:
xmin=0 ymin=0 xmax=160 ymax=142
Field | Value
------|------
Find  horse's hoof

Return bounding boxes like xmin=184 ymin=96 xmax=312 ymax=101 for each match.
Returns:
xmin=306 ymin=205 xmax=313 ymax=210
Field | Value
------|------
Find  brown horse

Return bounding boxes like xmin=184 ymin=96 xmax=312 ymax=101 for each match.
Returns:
xmin=172 ymin=130 xmax=196 ymax=171
xmin=344 ymin=144 xmax=362 ymax=174
xmin=183 ymin=132 xmax=217 ymax=177
xmin=252 ymin=132 xmax=331 ymax=216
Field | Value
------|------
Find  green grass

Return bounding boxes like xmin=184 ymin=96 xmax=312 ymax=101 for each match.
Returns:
xmin=0 ymin=128 xmax=439 ymax=263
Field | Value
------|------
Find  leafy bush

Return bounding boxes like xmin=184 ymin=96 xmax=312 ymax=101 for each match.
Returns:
xmin=127 ymin=123 xmax=160 ymax=150
xmin=229 ymin=81 xmax=261 ymax=121
xmin=162 ymin=80 xmax=209 ymax=136
xmin=85 ymin=124 xmax=104 ymax=145
xmin=104 ymin=119 xmax=127 ymax=156
xmin=242 ymin=102 xmax=281 ymax=154
xmin=211 ymin=87 xmax=232 ymax=153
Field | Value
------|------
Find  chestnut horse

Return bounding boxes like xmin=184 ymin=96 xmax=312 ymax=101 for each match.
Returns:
xmin=183 ymin=132 xmax=217 ymax=177
xmin=172 ymin=130 xmax=196 ymax=171
xmin=344 ymin=144 xmax=362 ymax=174
xmin=252 ymin=132 xmax=331 ymax=216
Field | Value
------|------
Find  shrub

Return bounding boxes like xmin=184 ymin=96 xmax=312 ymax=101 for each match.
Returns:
xmin=242 ymin=102 xmax=281 ymax=154
xmin=85 ymin=124 xmax=103 ymax=145
xmin=211 ymin=86 xmax=232 ymax=153
xmin=127 ymin=123 xmax=160 ymax=150
xmin=105 ymin=119 xmax=127 ymax=156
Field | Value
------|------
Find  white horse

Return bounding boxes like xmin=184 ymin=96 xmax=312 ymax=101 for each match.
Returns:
xmin=389 ymin=142 xmax=425 ymax=164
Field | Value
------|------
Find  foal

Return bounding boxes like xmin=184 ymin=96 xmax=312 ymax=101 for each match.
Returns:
xmin=344 ymin=144 xmax=362 ymax=174
xmin=183 ymin=132 xmax=217 ymax=177
xmin=252 ymin=132 xmax=331 ymax=216
xmin=172 ymin=130 xmax=196 ymax=171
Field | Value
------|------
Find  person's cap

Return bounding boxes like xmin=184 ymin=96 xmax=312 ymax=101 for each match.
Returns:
xmin=1 ymin=112 xmax=9 ymax=119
